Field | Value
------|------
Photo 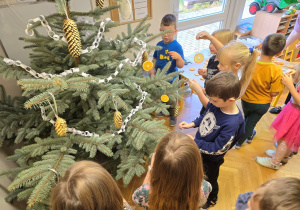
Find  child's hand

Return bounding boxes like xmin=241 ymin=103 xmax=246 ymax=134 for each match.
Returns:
xmin=196 ymin=31 xmax=211 ymax=40
xmin=188 ymin=79 xmax=203 ymax=94
xmin=179 ymin=121 xmax=191 ymax=129
xmin=281 ymin=73 xmax=294 ymax=89
xmin=168 ymin=51 xmax=181 ymax=60
xmin=198 ymin=68 xmax=207 ymax=76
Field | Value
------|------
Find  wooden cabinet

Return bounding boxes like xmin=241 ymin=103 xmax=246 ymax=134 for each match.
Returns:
xmin=251 ymin=10 xmax=299 ymax=40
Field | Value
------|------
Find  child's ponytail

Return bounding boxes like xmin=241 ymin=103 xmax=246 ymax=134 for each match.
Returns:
xmin=240 ymin=49 xmax=259 ymax=95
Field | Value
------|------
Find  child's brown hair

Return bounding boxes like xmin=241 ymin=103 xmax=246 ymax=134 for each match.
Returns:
xmin=50 ymin=161 xmax=124 ymax=210
xmin=161 ymin=14 xmax=177 ymax=29
xmin=205 ymin=71 xmax=241 ymax=101
xmin=149 ymin=131 xmax=204 ymax=210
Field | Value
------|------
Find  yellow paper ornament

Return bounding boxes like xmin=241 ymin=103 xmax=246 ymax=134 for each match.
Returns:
xmin=96 ymin=0 xmax=104 ymax=9
xmin=63 ymin=19 xmax=82 ymax=58
xmin=161 ymin=95 xmax=169 ymax=103
xmin=55 ymin=117 xmax=68 ymax=136
xmin=142 ymin=51 xmax=148 ymax=64
xmin=114 ymin=110 xmax=122 ymax=129
xmin=143 ymin=60 xmax=153 ymax=71
xmin=174 ymin=105 xmax=180 ymax=117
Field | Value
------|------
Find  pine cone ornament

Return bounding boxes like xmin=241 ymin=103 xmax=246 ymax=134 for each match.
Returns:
xmin=63 ymin=19 xmax=82 ymax=58
xmin=114 ymin=110 xmax=122 ymax=129
xmin=142 ymin=51 xmax=148 ymax=64
xmin=174 ymin=105 xmax=180 ymax=117
xmin=55 ymin=117 xmax=68 ymax=136
xmin=96 ymin=0 xmax=104 ymax=9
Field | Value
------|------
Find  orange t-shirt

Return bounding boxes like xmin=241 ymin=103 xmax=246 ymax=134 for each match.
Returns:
xmin=242 ymin=61 xmax=284 ymax=104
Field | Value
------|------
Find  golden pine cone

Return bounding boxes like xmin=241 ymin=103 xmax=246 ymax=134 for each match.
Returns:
xmin=96 ymin=0 xmax=104 ymax=9
xmin=114 ymin=110 xmax=122 ymax=129
xmin=142 ymin=51 xmax=148 ymax=64
xmin=174 ymin=105 xmax=180 ymax=117
xmin=63 ymin=19 xmax=82 ymax=58
xmin=55 ymin=117 xmax=68 ymax=136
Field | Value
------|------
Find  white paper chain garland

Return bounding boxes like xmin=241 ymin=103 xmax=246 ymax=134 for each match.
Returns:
xmin=40 ymin=82 xmax=147 ymax=139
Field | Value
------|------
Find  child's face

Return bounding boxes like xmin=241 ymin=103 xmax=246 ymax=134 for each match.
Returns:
xmin=217 ymin=59 xmax=234 ymax=72
xmin=209 ymin=42 xmax=217 ymax=54
xmin=209 ymin=96 xmax=233 ymax=108
xmin=160 ymin=24 xmax=177 ymax=44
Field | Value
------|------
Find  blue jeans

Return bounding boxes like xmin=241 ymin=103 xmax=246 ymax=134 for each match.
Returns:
xmin=237 ymin=100 xmax=270 ymax=145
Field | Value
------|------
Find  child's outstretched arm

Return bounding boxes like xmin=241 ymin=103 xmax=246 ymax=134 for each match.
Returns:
xmin=179 ymin=121 xmax=195 ymax=129
xmin=196 ymin=31 xmax=224 ymax=51
xmin=282 ymin=73 xmax=300 ymax=106
xmin=149 ymin=58 xmax=157 ymax=76
xmin=188 ymin=79 xmax=209 ymax=108
xmin=168 ymin=51 xmax=184 ymax=68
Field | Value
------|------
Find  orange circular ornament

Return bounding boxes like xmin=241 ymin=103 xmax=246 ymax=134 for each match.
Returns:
xmin=143 ymin=61 xmax=153 ymax=71
xmin=161 ymin=95 xmax=169 ymax=102
xmin=194 ymin=53 xmax=204 ymax=63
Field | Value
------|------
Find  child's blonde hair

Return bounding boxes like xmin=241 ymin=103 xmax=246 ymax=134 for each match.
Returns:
xmin=212 ymin=29 xmax=234 ymax=45
xmin=257 ymin=177 xmax=300 ymax=210
xmin=149 ymin=131 xmax=204 ymax=210
xmin=217 ymin=41 xmax=258 ymax=94
xmin=50 ymin=161 xmax=124 ymax=210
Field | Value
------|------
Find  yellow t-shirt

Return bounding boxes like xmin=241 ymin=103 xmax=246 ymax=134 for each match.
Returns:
xmin=241 ymin=61 xmax=284 ymax=104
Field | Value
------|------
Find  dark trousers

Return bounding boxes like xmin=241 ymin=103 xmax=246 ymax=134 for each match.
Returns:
xmin=237 ymin=100 xmax=270 ymax=145
xmin=202 ymin=155 xmax=224 ymax=201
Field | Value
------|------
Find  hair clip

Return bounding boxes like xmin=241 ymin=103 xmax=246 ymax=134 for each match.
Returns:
xmin=249 ymin=48 xmax=253 ymax=53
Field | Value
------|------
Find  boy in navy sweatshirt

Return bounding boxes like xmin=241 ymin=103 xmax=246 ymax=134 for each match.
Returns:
xmin=179 ymin=72 xmax=245 ymax=209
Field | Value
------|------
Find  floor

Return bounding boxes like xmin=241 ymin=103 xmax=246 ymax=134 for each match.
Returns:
xmin=120 ymin=88 xmax=300 ymax=210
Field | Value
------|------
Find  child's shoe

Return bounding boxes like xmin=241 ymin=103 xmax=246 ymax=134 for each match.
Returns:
xmin=235 ymin=143 xmax=242 ymax=149
xmin=156 ymin=112 xmax=165 ymax=117
xmin=246 ymin=130 xmax=256 ymax=144
xmin=265 ymin=150 xmax=289 ymax=164
xmin=201 ymin=197 xmax=218 ymax=209
xmin=169 ymin=115 xmax=177 ymax=127
xmin=255 ymin=157 xmax=281 ymax=170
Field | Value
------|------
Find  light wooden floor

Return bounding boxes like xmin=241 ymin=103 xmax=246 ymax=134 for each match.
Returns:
xmin=120 ymin=89 xmax=300 ymax=210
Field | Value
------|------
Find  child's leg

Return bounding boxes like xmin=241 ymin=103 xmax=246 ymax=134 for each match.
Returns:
xmin=272 ymin=140 xmax=291 ymax=165
xmin=202 ymin=157 xmax=224 ymax=203
xmin=237 ymin=101 xmax=270 ymax=145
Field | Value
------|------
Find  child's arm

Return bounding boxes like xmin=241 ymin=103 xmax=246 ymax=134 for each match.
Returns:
xmin=179 ymin=121 xmax=195 ymax=129
xmin=149 ymin=58 xmax=157 ymax=76
xmin=188 ymin=79 xmax=209 ymax=108
xmin=196 ymin=31 xmax=224 ymax=51
xmin=168 ymin=51 xmax=184 ymax=68
xmin=282 ymin=74 xmax=300 ymax=106
xmin=270 ymin=92 xmax=279 ymax=97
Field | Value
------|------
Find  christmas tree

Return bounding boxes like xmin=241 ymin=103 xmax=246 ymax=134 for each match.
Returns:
xmin=0 ymin=0 xmax=188 ymax=209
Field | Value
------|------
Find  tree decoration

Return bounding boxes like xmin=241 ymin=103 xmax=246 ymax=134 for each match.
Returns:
xmin=96 ymin=0 xmax=104 ymax=9
xmin=161 ymin=94 xmax=169 ymax=103
xmin=174 ymin=105 xmax=180 ymax=117
xmin=114 ymin=110 xmax=122 ymax=129
xmin=55 ymin=117 xmax=68 ymax=136
xmin=194 ymin=53 xmax=204 ymax=63
xmin=143 ymin=60 xmax=153 ymax=71
xmin=142 ymin=51 xmax=148 ymax=64
xmin=63 ymin=18 xmax=82 ymax=58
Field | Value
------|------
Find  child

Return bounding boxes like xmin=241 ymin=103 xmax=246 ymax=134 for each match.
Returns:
xmin=149 ymin=14 xmax=185 ymax=126
xmin=235 ymin=177 xmax=300 ymax=210
xmin=217 ymin=41 xmax=259 ymax=96
xmin=132 ymin=131 xmax=212 ymax=210
xmin=179 ymin=72 xmax=245 ymax=209
xmin=50 ymin=161 xmax=132 ymax=210
xmin=256 ymin=68 xmax=300 ymax=170
xmin=196 ymin=29 xmax=234 ymax=115
xmin=235 ymin=33 xmax=286 ymax=148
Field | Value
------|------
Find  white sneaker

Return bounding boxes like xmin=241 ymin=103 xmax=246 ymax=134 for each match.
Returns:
xmin=265 ymin=150 xmax=289 ymax=164
xmin=255 ymin=157 xmax=281 ymax=170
